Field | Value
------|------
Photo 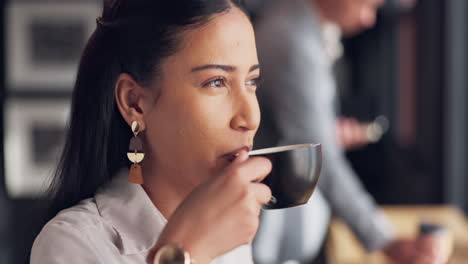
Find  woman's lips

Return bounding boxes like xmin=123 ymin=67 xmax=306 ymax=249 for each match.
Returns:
xmin=222 ymin=146 xmax=252 ymax=162
xmin=223 ymin=153 xmax=238 ymax=162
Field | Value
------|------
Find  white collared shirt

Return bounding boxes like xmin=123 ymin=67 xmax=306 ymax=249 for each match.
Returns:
xmin=31 ymin=170 xmax=253 ymax=264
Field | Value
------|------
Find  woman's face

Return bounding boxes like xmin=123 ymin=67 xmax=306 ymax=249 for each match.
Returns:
xmin=144 ymin=8 xmax=260 ymax=185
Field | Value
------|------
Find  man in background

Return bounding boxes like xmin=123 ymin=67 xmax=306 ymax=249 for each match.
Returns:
xmin=253 ymin=0 xmax=446 ymax=263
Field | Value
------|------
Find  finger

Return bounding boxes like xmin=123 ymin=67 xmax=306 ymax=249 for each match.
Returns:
xmin=355 ymin=123 xmax=368 ymax=145
xmin=342 ymin=119 xmax=352 ymax=142
xmin=232 ymin=150 xmax=249 ymax=164
xmin=408 ymin=238 xmax=443 ymax=264
xmin=241 ymin=157 xmax=272 ymax=182
xmin=418 ymin=235 xmax=439 ymax=252
xmin=249 ymin=183 xmax=272 ymax=205
xmin=347 ymin=123 xmax=359 ymax=147
xmin=348 ymin=120 xmax=363 ymax=141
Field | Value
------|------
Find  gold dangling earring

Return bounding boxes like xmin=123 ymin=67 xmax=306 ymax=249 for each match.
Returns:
xmin=127 ymin=121 xmax=145 ymax=184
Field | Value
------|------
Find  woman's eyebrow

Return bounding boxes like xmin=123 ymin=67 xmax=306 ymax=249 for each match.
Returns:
xmin=191 ymin=64 xmax=235 ymax=72
xmin=190 ymin=64 xmax=260 ymax=73
xmin=249 ymin=64 xmax=260 ymax=72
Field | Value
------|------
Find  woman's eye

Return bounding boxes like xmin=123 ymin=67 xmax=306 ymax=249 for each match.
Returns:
xmin=204 ymin=78 xmax=226 ymax=88
xmin=246 ymin=77 xmax=262 ymax=88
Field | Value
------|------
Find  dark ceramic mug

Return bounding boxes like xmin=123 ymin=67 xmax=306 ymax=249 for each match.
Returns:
xmin=249 ymin=143 xmax=322 ymax=210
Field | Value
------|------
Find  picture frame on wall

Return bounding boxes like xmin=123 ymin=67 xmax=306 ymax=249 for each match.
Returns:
xmin=6 ymin=1 xmax=101 ymax=91
xmin=4 ymin=98 xmax=70 ymax=198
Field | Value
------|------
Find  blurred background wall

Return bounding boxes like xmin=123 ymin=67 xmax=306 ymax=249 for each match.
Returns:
xmin=0 ymin=0 xmax=466 ymax=263
xmin=0 ymin=0 xmax=101 ymax=262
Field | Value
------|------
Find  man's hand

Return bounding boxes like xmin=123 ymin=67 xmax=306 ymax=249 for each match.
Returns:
xmin=336 ymin=117 xmax=369 ymax=150
xmin=383 ymin=236 xmax=451 ymax=264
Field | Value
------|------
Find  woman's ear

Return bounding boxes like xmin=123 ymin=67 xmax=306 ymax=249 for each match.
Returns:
xmin=114 ymin=73 xmax=148 ymax=131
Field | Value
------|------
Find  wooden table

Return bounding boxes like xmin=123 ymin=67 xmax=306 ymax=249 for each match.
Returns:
xmin=326 ymin=205 xmax=468 ymax=264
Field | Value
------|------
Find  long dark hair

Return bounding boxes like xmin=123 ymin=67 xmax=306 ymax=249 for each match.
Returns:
xmin=47 ymin=0 xmax=247 ymax=219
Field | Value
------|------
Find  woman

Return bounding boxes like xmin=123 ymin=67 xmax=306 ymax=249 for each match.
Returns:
xmin=31 ymin=1 xmax=271 ymax=263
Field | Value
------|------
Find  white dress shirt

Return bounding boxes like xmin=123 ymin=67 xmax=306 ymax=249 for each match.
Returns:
xmin=31 ymin=169 xmax=253 ymax=264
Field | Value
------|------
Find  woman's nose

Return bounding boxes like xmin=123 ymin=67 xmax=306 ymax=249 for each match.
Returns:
xmin=230 ymin=93 xmax=260 ymax=132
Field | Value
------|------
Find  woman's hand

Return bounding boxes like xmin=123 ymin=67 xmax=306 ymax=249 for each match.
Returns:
xmin=154 ymin=150 xmax=272 ymax=263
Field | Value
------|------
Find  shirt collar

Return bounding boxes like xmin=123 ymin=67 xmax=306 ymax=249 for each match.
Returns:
xmin=305 ymin=0 xmax=343 ymax=63
xmin=321 ymin=22 xmax=344 ymax=62
xmin=95 ymin=169 xmax=167 ymax=255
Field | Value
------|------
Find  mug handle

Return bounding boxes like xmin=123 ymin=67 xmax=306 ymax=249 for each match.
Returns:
xmin=267 ymin=195 xmax=277 ymax=206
